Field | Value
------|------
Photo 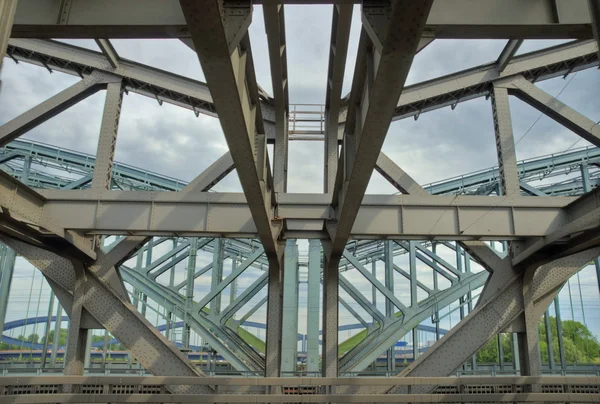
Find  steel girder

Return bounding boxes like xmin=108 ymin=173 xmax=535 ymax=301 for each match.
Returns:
xmin=120 ymin=265 xmax=265 ymax=372
xmin=513 ymin=186 xmax=600 ymax=268
xmin=0 ymin=170 xmax=95 ymax=261
xmin=0 ymin=237 xmax=213 ymax=394
xmin=340 ymin=269 xmax=488 ymax=373
xmin=0 ymin=0 xmax=17 ymax=78
xmin=328 ymin=2 xmax=434 ymax=259
xmin=27 ymin=189 xmax=583 ymax=239
xmin=179 ymin=1 xmax=284 ymax=378
xmin=323 ymin=4 xmax=353 ymax=193
xmin=388 ymin=39 xmax=598 ymax=121
xmin=9 ymin=0 xmax=595 ymax=39
xmin=376 ymin=247 xmax=600 ymax=395
xmin=263 ymin=3 xmax=290 ymax=194
xmin=0 ymin=70 xmax=121 ymax=147
xmin=507 ymin=76 xmax=600 ymax=147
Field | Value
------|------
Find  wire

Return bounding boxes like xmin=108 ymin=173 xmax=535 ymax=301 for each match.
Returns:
xmin=457 ymin=73 xmax=587 ymax=236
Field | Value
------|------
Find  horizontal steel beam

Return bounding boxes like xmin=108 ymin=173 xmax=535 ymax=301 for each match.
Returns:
xmin=34 ymin=190 xmax=577 ymax=239
xmin=12 ymin=0 xmax=594 ymax=39
xmin=0 ymin=375 xmax=596 ymax=387
xmin=390 ymin=39 xmax=598 ymax=121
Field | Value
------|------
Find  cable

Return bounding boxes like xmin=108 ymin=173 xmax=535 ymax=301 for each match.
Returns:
xmin=456 ymin=73 xmax=587 ymax=237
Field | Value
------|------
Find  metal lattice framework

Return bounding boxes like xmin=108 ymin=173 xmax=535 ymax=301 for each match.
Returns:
xmin=0 ymin=0 xmax=600 ymax=399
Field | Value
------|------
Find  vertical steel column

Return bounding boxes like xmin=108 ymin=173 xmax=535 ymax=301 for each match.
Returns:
xmin=230 ymin=256 xmax=238 ymax=305
xmin=371 ymin=260 xmax=377 ymax=307
xmin=83 ymin=332 xmax=93 ymax=371
xmin=554 ymin=296 xmax=567 ymax=371
xmin=64 ymin=270 xmax=88 ymax=377
xmin=589 ymin=0 xmax=600 ymax=62
xmin=409 ymin=241 xmax=418 ymax=360
xmin=322 ymin=253 xmax=339 ymax=379
xmin=91 ymin=80 xmax=123 ymax=190
xmin=51 ymin=305 xmax=62 ymax=368
xmin=183 ymin=237 xmax=197 ymax=349
xmin=581 ymin=163 xmax=600 ymax=295
xmin=306 ymin=240 xmax=321 ymax=373
xmin=0 ymin=247 xmax=15 ymax=339
xmin=210 ymin=238 xmax=224 ymax=318
xmin=0 ymin=0 xmax=18 ymax=81
xmin=498 ymin=334 xmax=504 ymax=370
xmin=491 ymin=84 xmax=520 ymax=195
xmin=165 ymin=238 xmax=177 ymax=340
xmin=384 ymin=240 xmax=395 ymax=371
xmin=519 ymin=271 xmax=542 ymax=384
xmin=273 ymin=112 xmax=289 ymax=194
xmin=432 ymin=243 xmax=440 ymax=341
xmin=281 ymin=240 xmax=299 ymax=373
xmin=102 ymin=330 xmax=110 ymax=367
xmin=40 ymin=291 xmax=55 ymax=368
xmin=140 ymin=238 xmax=153 ymax=317
xmin=464 ymin=251 xmax=477 ymax=370
xmin=512 ymin=333 xmax=520 ymax=372
xmin=266 ymin=253 xmax=284 ymax=378
xmin=544 ymin=309 xmax=555 ymax=369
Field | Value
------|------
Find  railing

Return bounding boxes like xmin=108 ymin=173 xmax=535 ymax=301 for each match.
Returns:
xmin=0 ymin=376 xmax=598 ymax=402
xmin=289 ymin=104 xmax=325 ymax=139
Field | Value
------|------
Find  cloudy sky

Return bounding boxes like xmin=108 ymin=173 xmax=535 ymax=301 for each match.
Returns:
xmin=1 ymin=4 xmax=599 ymax=352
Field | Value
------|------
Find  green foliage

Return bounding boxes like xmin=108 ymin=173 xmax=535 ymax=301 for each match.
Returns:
xmin=476 ymin=334 xmax=513 ymax=364
xmin=476 ymin=318 xmax=600 ymax=365
xmin=47 ymin=328 xmax=68 ymax=346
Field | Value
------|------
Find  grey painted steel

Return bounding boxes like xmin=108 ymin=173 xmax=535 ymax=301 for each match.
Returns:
xmin=63 ymin=266 xmax=87 ymax=377
xmin=121 ymin=264 xmax=263 ymax=372
xmin=91 ymin=80 xmax=123 ymax=191
xmin=183 ymin=237 xmax=197 ymax=349
xmin=281 ymin=240 xmax=299 ymax=372
xmin=323 ymin=253 xmax=339 ymax=378
xmin=0 ymin=238 xmax=213 ymax=394
xmin=0 ymin=71 xmax=116 ymax=147
xmin=581 ymin=164 xmax=600 ymax=294
xmin=40 ymin=290 xmax=55 ymax=368
xmin=329 ymin=1 xmax=434 ymax=258
xmin=590 ymin=0 xmax=600 ymax=61
xmin=0 ymin=0 xmax=17 ymax=80
xmin=180 ymin=1 xmax=280 ymax=260
xmin=392 ymin=40 xmax=598 ymax=121
xmin=6 ymin=38 xmax=221 ymax=120
xmin=306 ymin=239 xmax=321 ymax=373
xmin=343 ymin=250 xmax=407 ymax=315
xmin=94 ymin=39 xmax=119 ymax=69
xmin=491 ymin=85 xmax=519 ymax=195
xmin=209 ymin=238 xmax=224 ymax=319
xmin=497 ymin=39 xmax=523 ymax=72
xmin=182 ymin=152 xmax=234 ymax=193
xmin=197 ymin=247 xmax=263 ymax=312
xmin=323 ymin=4 xmax=352 ymax=193
xmin=384 ymin=248 xmax=600 ymax=394
xmin=36 ymin=189 xmax=579 ymax=239
xmin=339 ymin=297 xmax=369 ymax=330
xmin=0 ymin=376 xmax=598 ymax=403
xmin=0 ymin=247 xmax=15 ymax=340
xmin=50 ymin=305 xmax=61 ymax=368
xmin=509 ymin=76 xmax=600 ymax=147
xmin=554 ymin=295 xmax=567 ymax=370
xmin=10 ymin=0 xmax=595 ymax=38
xmin=264 ymin=3 xmax=290 ymax=194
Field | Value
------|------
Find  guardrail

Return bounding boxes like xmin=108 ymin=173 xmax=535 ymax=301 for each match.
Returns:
xmin=0 ymin=376 xmax=597 ymax=403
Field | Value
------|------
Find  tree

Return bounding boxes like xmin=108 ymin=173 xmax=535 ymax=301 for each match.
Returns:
xmin=476 ymin=317 xmax=600 ymax=365
xmin=47 ymin=328 xmax=68 ymax=346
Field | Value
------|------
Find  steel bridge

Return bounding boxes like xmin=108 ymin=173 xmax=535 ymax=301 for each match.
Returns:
xmin=0 ymin=0 xmax=600 ymax=402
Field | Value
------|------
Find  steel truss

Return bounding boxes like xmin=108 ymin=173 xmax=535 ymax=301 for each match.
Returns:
xmin=0 ymin=0 xmax=599 ymax=397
